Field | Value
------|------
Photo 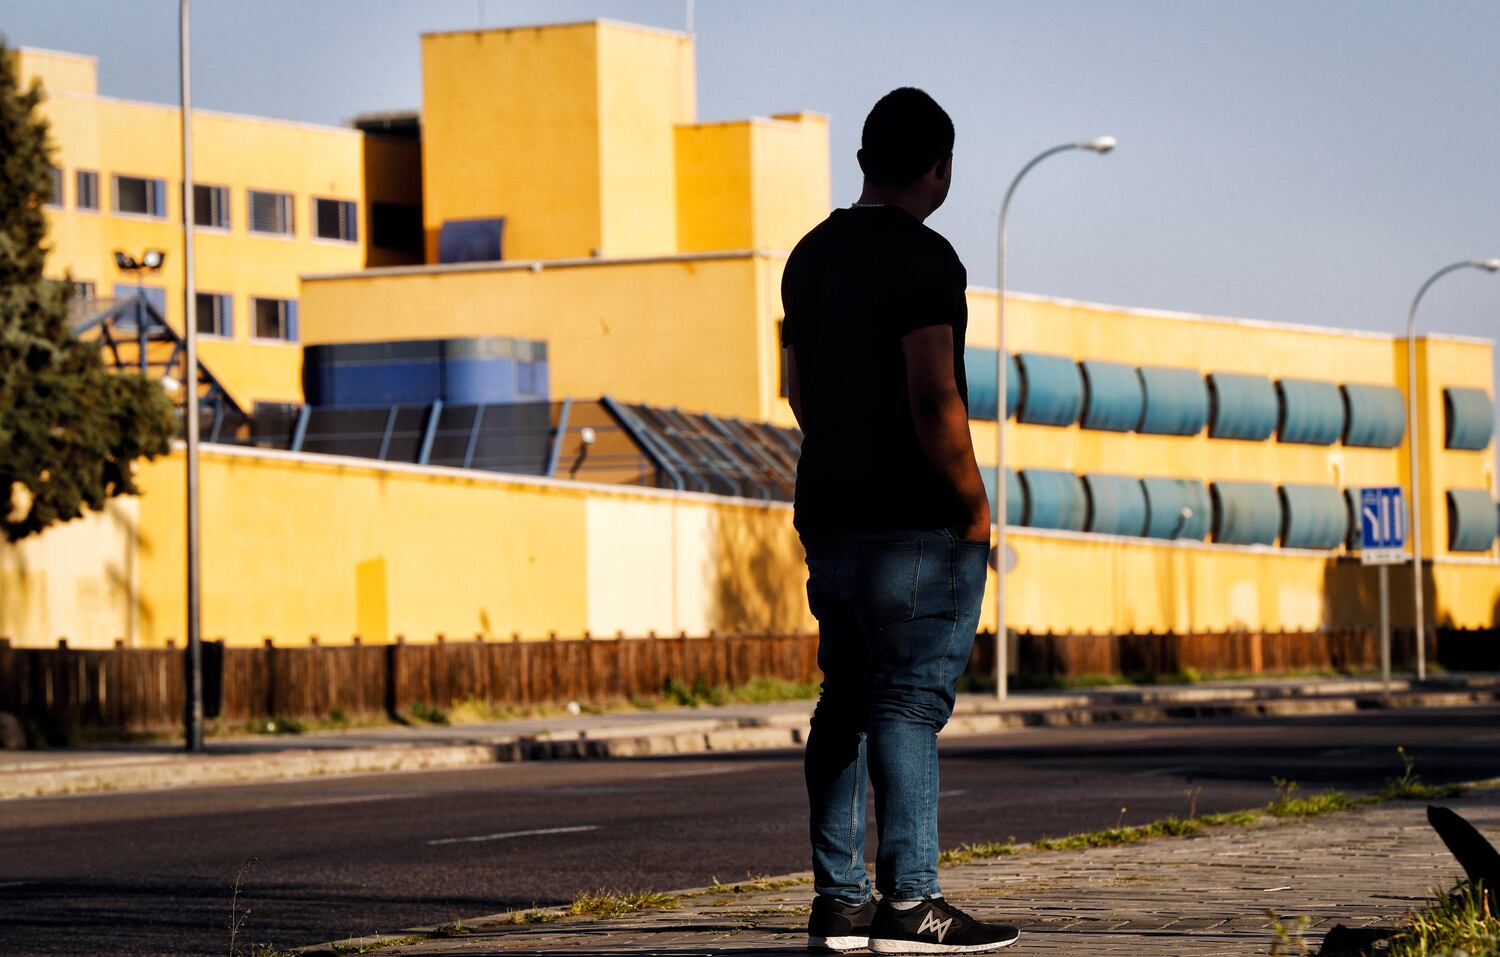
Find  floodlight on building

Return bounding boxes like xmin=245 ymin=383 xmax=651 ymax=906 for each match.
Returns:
xmin=993 ymin=136 xmax=1118 ymax=701
xmin=142 ymin=248 xmax=167 ymax=270
xmin=113 ymin=251 xmax=139 ymax=271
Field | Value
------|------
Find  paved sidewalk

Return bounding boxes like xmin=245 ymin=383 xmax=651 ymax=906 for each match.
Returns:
xmin=300 ymin=787 xmax=1500 ymax=956
xmin=4 ymin=673 xmax=1498 ymax=798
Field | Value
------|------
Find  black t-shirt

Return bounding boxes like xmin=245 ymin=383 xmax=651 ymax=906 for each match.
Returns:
xmin=780 ymin=204 xmax=969 ymax=538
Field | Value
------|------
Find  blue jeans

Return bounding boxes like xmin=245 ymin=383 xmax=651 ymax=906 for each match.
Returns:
xmin=802 ymin=528 xmax=989 ymax=902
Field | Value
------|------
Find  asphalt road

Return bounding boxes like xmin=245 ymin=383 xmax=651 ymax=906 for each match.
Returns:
xmin=2 ymin=706 xmax=1498 ymax=956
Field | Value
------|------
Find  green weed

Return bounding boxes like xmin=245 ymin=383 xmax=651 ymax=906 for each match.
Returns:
xmin=407 ymin=700 xmax=449 ymax=725
xmin=1390 ymin=881 xmax=1500 ymax=956
xmin=491 ymin=907 xmax=564 ymax=925
xmin=1379 ymin=747 xmax=1467 ymax=802
xmin=1267 ymin=778 xmax=1354 ymax=817
xmin=568 ymin=890 xmax=679 ymax=919
xmin=1267 ymin=910 xmax=1312 ymax=955
xmin=939 ymin=841 xmax=1019 ymax=865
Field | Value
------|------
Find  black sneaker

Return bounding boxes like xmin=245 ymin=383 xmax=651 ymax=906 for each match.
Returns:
xmin=808 ymin=893 xmax=878 ymax=952
xmin=868 ymin=897 xmax=1019 ymax=954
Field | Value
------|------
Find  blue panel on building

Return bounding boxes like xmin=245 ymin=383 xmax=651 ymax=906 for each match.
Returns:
xmin=302 ymin=336 xmax=550 ymax=408
xmin=1444 ymin=387 xmax=1494 ymax=451
xmin=438 ymin=217 xmax=505 ymax=264
xmin=1448 ymin=488 xmax=1498 ymax=552
xmin=1084 ymin=474 xmax=1147 ymax=536
xmin=1277 ymin=378 xmax=1345 ymax=446
xmin=1141 ymin=477 xmax=1212 ymax=540
xmin=1342 ymin=383 xmax=1406 ymax=448
xmin=1208 ymin=372 xmax=1279 ymax=441
xmin=1279 ymin=483 xmax=1348 ymax=549
xmin=1210 ymin=481 xmax=1281 ymax=545
xmin=1081 ymin=360 xmax=1144 ymax=432
xmin=1137 ymin=366 xmax=1209 ymax=436
xmin=1017 ymin=353 xmax=1084 ymax=426
xmin=981 ymin=466 xmax=1025 ymax=526
xmin=965 ymin=349 xmax=1019 ymax=421
xmin=1020 ymin=469 xmax=1088 ymax=531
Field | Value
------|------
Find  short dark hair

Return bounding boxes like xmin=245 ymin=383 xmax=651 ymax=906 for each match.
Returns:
xmin=859 ymin=87 xmax=954 ymax=187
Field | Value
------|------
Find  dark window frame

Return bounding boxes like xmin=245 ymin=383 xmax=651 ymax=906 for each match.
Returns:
xmin=247 ymin=189 xmax=295 ymax=236
xmin=195 ymin=292 xmax=233 ymax=338
xmin=112 ymin=174 xmax=168 ymax=218
xmin=193 ymin=184 xmax=231 ymax=229
xmin=76 ymin=170 xmax=99 ymax=211
xmin=46 ymin=166 xmax=64 ymax=207
xmin=312 ymin=197 xmax=358 ymax=242
xmin=251 ymin=296 xmax=297 ymax=342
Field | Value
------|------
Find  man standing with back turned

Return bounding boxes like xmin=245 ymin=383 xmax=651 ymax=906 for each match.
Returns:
xmin=782 ymin=89 xmax=1020 ymax=955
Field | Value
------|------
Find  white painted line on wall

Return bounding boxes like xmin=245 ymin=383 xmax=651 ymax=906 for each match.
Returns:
xmin=426 ymin=824 xmax=600 ymax=847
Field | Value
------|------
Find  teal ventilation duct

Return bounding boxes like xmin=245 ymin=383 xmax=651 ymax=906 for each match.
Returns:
xmin=1448 ymin=488 xmax=1498 ymax=552
xmin=1141 ymin=477 xmax=1212 ymax=540
xmin=1276 ymin=378 xmax=1345 ymax=446
xmin=1084 ymin=473 xmax=1148 ymax=536
xmin=1080 ymin=360 xmax=1144 ymax=432
xmin=964 ymin=349 xmax=1019 ymax=421
xmin=1279 ymin=483 xmax=1348 ymax=549
xmin=1020 ymin=468 xmax=1088 ymax=531
xmin=981 ymin=466 xmax=1025 ymax=526
xmin=1444 ymin=387 xmax=1494 ymax=451
xmin=1017 ymin=352 xmax=1084 ymax=426
xmin=1208 ymin=372 xmax=1279 ymax=441
xmin=1342 ymin=383 xmax=1405 ymax=448
xmin=1210 ymin=480 xmax=1281 ymax=545
xmin=1138 ymin=366 xmax=1209 ymax=436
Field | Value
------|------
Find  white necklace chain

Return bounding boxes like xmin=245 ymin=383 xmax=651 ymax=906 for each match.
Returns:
xmin=851 ymin=201 xmax=887 ymax=208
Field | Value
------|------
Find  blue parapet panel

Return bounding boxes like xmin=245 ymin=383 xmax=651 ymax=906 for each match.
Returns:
xmin=1444 ymin=387 xmax=1494 ymax=451
xmin=1278 ymin=483 xmax=1348 ymax=549
xmin=1083 ymin=474 xmax=1147 ymax=537
xmin=1210 ymin=480 xmax=1281 ymax=545
xmin=1080 ymin=360 xmax=1144 ymax=432
xmin=1020 ymin=468 xmax=1088 ymax=531
xmin=1276 ymin=378 xmax=1345 ymax=446
xmin=1017 ymin=352 xmax=1084 ymax=426
xmin=1141 ymin=477 xmax=1212 ymax=540
xmin=437 ymin=217 xmax=505 ymax=264
xmin=1208 ymin=372 xmax=1278 ymax=441
xmin=1341 ymin=383 xmax=1405 ymax=448
xmin=1448 ymin=488 xmax=1498 ymax=552
xmin=302 ymin=337 xmax=549 ymax=408
xmin=981 ymin=466 xmax=1025 ymax=526
xmin=1137 ymin=366 xmax=1209 ymax=436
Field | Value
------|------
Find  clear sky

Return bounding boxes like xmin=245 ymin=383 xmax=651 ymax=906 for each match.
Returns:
xmin=7 ymin=0 xmax=1499 ymax=407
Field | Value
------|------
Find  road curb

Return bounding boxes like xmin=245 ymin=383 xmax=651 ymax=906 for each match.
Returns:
xmin=3 ymin=683 xmax=1497 ymax=799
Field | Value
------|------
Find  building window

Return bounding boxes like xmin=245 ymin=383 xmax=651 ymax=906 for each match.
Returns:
xmin=46 ymin=166 xmax=63 ymax=207
xmin=76 ymin=170 xmax=99 ymax=210
xmin=71 ymin=280 xmax=96 ymax=301
xmin=195 ymin=292 xmax=233 ymax=337
xmin=371 ymin=202 xmax=422 ymax=252
xmin=313 ymin=197 xmax=358 ymax=242
xmin=113 ymin=175 xmax=167 ymax=217
xmin=252 ymin=297 xmax=298 ymax=341
xmin=194 ymin=184 xmax=230 ymax=229
xmin=248 ymin=190 xmax=294 ymax=235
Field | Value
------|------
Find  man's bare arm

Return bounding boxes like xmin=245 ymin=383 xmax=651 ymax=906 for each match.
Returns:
xmin=786 ymin=345 xmax=805 ymax=428
xmin=901 ymin=324 xmax=990 ymax=541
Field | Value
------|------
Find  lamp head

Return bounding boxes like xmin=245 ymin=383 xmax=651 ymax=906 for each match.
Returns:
xmin=1080 ymin=135 xmax=1117 ymax=154
xmin=1477 ymin=259 xmax=1500 ymax=273
xmin=113 ymin=251 xmax=139 ymax=271
xmin=579 ymin=426 xmax=597 ymax=446
xmin=141 ymin=249 xmax=166 ymax=270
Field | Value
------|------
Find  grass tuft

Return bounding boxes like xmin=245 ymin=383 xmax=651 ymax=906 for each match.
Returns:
xmin=568 ymin=890 xmax=679 ymax=919
xmin=1379 ymin=747 xmax=1467 ymax=802
xmin=705 ymin=874 xmax=813 ymax=895
xmin=939 ymin=841 xmax=1019 ymax=865
xmin=429 ymin=919 xmax=471 ymax=938
xmin=491 ymin=908 xmax=563 ymax=925
xmin=1390 ymin=881 xmax=1500 ymax=956
xmin=1266 ymin=778 xmax=1354 ymax=817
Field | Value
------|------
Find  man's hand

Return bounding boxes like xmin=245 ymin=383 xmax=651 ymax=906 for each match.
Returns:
xmin=901 ymin=324 xmax=991 ymax=543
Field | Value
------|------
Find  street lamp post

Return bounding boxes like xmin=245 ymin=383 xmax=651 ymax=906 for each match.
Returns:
xmin=180 ymin=0 xmax=205 ymax=752
xmin=1404 ymin=258 xmax=1500 ymax=682
xmin=994 ymin=137 xmax=1115 ymax=701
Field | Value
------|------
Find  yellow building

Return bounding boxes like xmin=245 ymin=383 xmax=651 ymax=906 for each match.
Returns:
xmin=20 ymin=46 xmax=423 ymax=409
xmin=4 ymin=20 xmax=1496 ymax=653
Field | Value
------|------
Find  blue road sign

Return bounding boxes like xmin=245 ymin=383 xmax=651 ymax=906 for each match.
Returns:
xmin=1359 ymin=486 xmax=1407 ymax=565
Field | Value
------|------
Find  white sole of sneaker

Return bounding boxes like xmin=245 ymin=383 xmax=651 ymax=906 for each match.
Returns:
xmin=809 ymin=934 xmax=871 ymax=952
xmin=868 ymin=934 xmax=1019 ymax=954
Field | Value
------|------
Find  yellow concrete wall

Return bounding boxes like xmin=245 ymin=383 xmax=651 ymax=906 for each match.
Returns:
xmin=11 ymin=47 xmax=96 ymax=96
xmin=677 ymin=115 xmax=830 ymax=255
xmin=596 ymin=22 xmax=694 ymax=257
xmin=420 ymin=24 xmax=604 ymax=262
xmin=302 ymin=254 xmax=768 ymax=418
xmin=1409 ymin=336 xmax=1496 ymax=557
xmin=0 ymin=496 xmax=139 ymax=649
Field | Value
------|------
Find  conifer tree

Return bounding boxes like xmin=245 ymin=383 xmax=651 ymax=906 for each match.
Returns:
xmin=0 ymin=40 xmax=175 ymax=542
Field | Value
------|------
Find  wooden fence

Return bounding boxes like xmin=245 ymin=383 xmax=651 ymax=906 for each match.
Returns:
xmin=1 ymin=627 xmax=1495 ymax=738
